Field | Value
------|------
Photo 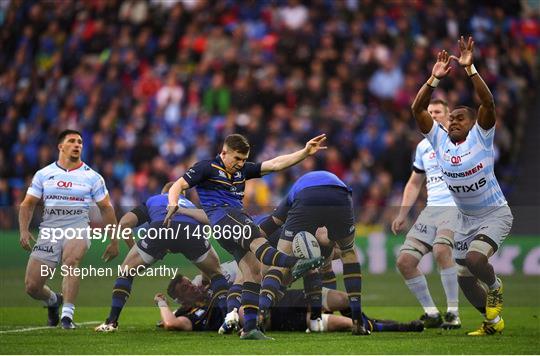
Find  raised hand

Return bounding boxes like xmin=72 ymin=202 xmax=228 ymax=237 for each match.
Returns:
xmin=451 ymin=36 xmax=474 ymax=67
xmin=305 ymin=134 xmax=327 ymax=156
xmin=432 ymin=50 xmax=452 ymax=79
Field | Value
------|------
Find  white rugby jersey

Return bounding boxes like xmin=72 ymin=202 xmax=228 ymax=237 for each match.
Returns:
xmin=27 ymin=162 xmax=108 ymax=228
xmin=413 ymin=138 xmax=456 ymax=207
xmin=424 ymin=122 xmax=507 ymax=216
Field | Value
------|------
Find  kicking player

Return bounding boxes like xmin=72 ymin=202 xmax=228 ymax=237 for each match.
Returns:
xmin=95 ymin=182 xmax=229 ymax=332
xmin=164 ymin=133 xmax=327 ymax=340
xmin=392 ymin=98 xmax=460 ymax=329
xmin=257 ymin=171 xmax=370 ymax=335
xmin=411 ymin=36 xmax=512 ymax=335
xmin=19 ymin=129 xmax=119 ymax=329
xmin=153 ymin=275 xmax=423 ymax=334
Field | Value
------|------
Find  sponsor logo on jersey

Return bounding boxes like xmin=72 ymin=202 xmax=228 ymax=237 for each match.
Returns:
xmin=429 ymin=151 xmax=436 ymax=159
xmin=44 ymin=194 xmax=85 ymax=202
xmin=427 ymin=176 xmax=444 ymax=183
xmin=218 ymin=170 xmax=227 ymax=178
xmin=447 ymin=177 xmax=487 ymax=193
xmin=234 ymin=172 xmax=242 ymax=179
xmin=33 ymin=244 xmax=54 ymax=253
xmin=44 ymin=208 xmax=85 ymax=216
xmin=455 ymin=240 xmax=468 ymax=251
xmin=451 ymin=156 xmax=461 ymax=165
xmin=442 ymin=163 xmax=484 ymax=178
xmin=56 ymin=180 xmax=73 ymax=188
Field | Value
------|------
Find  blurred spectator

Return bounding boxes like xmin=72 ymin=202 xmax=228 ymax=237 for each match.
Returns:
xmin=1 ymin=0 xmax=537 ymax=232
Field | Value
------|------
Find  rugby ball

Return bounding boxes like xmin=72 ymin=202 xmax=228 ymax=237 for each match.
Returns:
xmin=292 ymin=231 xmax=321 ymax=259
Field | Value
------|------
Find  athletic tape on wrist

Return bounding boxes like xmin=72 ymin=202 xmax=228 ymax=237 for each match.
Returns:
xmin=466 ymin=64 xmax=478 ymax=77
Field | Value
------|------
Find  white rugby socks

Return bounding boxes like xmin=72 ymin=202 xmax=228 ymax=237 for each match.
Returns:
xmin=61 ymin=303 xmax=75 ymax=320
xmin=440 ymin=266 xmax=459 ymax=315
xmin=43 ymin=291 xmax=58 ymax=307
xmin=405 ymin=275 xmax=439 ymax=316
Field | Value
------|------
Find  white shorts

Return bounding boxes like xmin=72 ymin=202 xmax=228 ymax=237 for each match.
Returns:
xmin=453 ymin=205 xmax=513 ymax=261
xmin=30 ymin=227 xmax=91 ymax=266
xmin=406 ymin=206 xmax=459 ymax=246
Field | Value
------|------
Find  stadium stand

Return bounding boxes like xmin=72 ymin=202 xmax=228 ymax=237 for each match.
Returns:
xmin=0 ymin=0 xmax=538 ymax=230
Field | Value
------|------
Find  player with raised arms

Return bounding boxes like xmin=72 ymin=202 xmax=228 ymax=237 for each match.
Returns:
xmin=392 ymin=98 xmax=461 ymax=329
xmin=164 ymin=133 xmax=327 ymax=340
xmin=411 ymin=36 xmax=512 ymax=335
xmin=18 ymin=129 xmax=119 ymax=329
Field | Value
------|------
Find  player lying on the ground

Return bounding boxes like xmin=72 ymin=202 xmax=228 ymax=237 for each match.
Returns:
xmin=164 ymin=133 xmax=327 ymax=340
xmin=392 ymin=98 xmax=461 ymax=329
xmin=256 ymin=171 xmax=369 ymax=335
xmin=411 ymin=36 xmax=512 ymax=336
xmin=153 ymin=275 xmax=424 ymax=333
xmin=95 ymin=182 xmax=229 ymax=332
xmin=19 ymin=129 xmax=119 ymax=329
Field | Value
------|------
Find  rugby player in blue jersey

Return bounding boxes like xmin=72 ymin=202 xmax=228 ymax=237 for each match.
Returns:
xmin=164 ymin=133 xmax=327 ymax=340
xmin=19 ymin=129 xmax=119 ymax=329
xmin=95 ymin=182 xmax=229 ymax=332
xmin=257 ymin=170 xmax=370 ymax=335
xmin=411 ymin=36 xmax=512 ymax=335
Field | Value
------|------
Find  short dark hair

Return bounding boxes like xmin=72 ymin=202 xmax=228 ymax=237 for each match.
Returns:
xmin=224 ymin=134 xmax=250 ymax=154
xmin=453 ymin=105 xmax=476 ymax=120
xmin=429 ymin=98 xmax=448 ymax=109
xmin=57 ymin=129 xmax=82 ymax=144
xmin=167 ymin=274 xmax=185 ymax=299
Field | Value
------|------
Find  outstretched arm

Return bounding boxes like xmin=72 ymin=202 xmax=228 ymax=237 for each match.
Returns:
xmin=411 ymin=51 xmax=452 ymax=134
xmin=451 ymin=36 xmax=496 ymax=130
xmin=164 ymin=177 xmax=191 ymax=226
xmin=391 ymin=172 xmax=425 ymax=235
xmin=260 ymin=134 xmax=327 ymax=175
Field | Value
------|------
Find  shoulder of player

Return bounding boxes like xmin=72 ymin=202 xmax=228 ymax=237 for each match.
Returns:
xmin=416 ymin=138 xmax=432 ymax=152
xmin=34 ymin=162 xmax=58 ymax=178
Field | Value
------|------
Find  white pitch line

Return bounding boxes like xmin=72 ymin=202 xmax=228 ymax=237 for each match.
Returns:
xmin=0 ymin=321 xmax=101 ymax=334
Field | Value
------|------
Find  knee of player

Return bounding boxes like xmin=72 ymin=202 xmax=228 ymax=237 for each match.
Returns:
xmin=396 ymin=254 xmax=417 ymax=273
xmin=25 ymin=279 xmax=42 ymax=296
xmin=432 ymin=244 xmax=452 ymax=263
xmin=62 ymin=256 xmax=82 ymax=267
xmin=464 ymin=252 xmax=486 ymax=271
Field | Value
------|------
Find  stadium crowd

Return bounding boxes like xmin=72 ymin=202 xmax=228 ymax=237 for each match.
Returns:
xmin=1 ymin=0 xmax=538 ymax=229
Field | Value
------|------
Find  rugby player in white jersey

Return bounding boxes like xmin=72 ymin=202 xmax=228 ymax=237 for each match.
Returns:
xmin=411 ymin=37 xmax=512 ymax=335
xmin=19 ymin=129 xmax=119 ymax=329
xmin=392 ymin=98 xmax=460 ymax=329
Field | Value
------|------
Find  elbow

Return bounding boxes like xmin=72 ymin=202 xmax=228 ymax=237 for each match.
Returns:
xmin=162 ymin=321 xmax=177 ymax=331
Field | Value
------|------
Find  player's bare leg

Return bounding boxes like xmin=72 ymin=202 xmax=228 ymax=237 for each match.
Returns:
xmin=25 ymin=257 xmax=62 ymax=326
xmin=59 ymin=238 xmax=88 ymax=329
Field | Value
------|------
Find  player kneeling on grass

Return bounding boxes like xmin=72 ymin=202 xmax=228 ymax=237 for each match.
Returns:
xmin=95 ymin=182 xmax=229 ymax=332
xmin=153 ymin=275 xmax=423 ymax=334
xmin=19 ymin=129 xmax=119 ymax=329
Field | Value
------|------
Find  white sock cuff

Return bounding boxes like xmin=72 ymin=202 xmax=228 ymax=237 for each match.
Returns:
xmin=405 ymin=275 xmax=427 ymax=286
xmin=440 ymin=266 xmax=457 ymax=275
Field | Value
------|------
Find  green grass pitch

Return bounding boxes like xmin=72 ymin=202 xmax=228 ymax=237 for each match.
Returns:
xmin=1 ymin=271 xmax=539 ymax=354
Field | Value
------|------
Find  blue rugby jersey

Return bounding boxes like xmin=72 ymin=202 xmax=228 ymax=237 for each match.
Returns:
xmin=133 ymin=193 xmax=199 ymax=225
xmin=287 ymin=170 xmax=350 ymax=204
xmin=182 ymin=155 xmax=262 ymax=223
